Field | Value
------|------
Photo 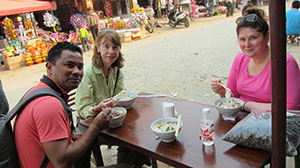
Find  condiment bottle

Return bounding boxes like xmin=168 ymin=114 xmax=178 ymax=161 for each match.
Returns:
xmin=200 ymin=108 xmax=214 ymax=146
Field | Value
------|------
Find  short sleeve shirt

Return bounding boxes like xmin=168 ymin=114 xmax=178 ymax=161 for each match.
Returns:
xmin=15 ymin=81 xmax=71 ymax=168
xmin=286 ymin=9 xmax=300 ymax=35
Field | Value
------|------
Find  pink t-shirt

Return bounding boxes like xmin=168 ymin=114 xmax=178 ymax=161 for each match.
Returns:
xmin=15 ymin=81 xmax=72 ymax=168
xmin=227 ymin=52 xmax=300 ymax=110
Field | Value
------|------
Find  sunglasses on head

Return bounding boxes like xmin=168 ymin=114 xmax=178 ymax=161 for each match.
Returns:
xmin=235 ymin=14 xmax=258 ymax=25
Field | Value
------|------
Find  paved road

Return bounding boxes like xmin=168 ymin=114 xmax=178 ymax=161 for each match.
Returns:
xmin=1 ymin=3 xmax=299 ymax=167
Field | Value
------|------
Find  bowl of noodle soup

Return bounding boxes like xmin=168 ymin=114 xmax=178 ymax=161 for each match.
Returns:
xmin=109 ymin=107 xmax=127 ymax=128
xmin=214 ymin=97 xmax=244 ymax=117
xmin=151 ymin=117 xmax=183 ymax=143
xmin=114 ymin=92 xmax=137 ymax=109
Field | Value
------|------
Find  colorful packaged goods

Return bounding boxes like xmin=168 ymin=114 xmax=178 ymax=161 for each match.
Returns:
xmin=3 ymin=17 xmax=19 ymax=41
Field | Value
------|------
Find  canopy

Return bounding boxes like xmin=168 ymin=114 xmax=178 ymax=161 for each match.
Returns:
xmin=0 ymin=0 xmax=57 ymax=16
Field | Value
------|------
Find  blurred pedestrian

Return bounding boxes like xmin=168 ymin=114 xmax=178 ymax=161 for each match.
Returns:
xmin=206 ymin=0 xmax=214 ymax=17
xmin=225 ymin=0 xmax=234 ymax=17
xmin=154 ymin=0 xmax=162 ymax=18
xmin=191 ymin=0 xmax=196 ymax=17
xmin=161 ymin=0 xmax=168 ymax=19
xmin=86 ymin=8 xmax=99 ymax=41
xmin=286 ymin=0 xmax=300 ymax=43
xmin=78 ymin=25 xmax=89 ymax=52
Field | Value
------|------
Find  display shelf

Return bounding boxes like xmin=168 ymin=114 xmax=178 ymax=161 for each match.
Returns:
xmin=3 ymin=54 xmax=25 ymax=70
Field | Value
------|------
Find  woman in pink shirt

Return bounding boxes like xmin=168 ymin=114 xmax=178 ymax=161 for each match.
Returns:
xmin=211 ymin=7 xmax=300 ymax=112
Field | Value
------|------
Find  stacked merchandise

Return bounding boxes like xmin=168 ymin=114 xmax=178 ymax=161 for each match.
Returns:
xmin=24 ymin=39 xmax=51 ymax=66
xmin=3 ymin=18 xmax=19 ymax=43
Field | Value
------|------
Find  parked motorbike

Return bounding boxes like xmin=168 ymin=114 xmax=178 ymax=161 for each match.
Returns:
xmin=147 ymin=15 xmax=155 ymax=27
xmin=131 ymin=13 xmax=154 ymax=33
xmin=144 ymin=15 xmax=154 ymax=33
xmin=168 ymin=7 xmax=190 ymax=28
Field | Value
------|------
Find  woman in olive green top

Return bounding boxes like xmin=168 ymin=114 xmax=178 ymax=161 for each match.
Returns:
xmin=75 ymin=30 xmax=151 ymax=167
xmin=75 ymin=30 xmax=124 ymax=119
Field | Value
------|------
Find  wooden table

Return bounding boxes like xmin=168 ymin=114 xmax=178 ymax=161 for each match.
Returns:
xmin=82 ymin=93 xmax=271 ymax=168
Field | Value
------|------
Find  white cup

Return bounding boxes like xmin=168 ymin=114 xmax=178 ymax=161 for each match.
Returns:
xmin=162 ymin=102 xmax=176 ymax=117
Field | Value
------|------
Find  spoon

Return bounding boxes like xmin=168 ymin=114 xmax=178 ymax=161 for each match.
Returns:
xmin=175 ymin=114 xmax=181 ymax=137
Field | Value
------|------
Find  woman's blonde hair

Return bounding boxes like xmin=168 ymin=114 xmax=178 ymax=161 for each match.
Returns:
xmin=92 ymin=30 xmax=124 ymax=68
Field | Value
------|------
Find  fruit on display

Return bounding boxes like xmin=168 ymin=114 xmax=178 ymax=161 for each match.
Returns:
xmin=3 ymin=17 xmax=19 ymax=41
xmin=41 ymin=49 xmax=47 ymax=62
xmin=34 ymin=52 xmax=43 ymax=64
xmin=24 ymin=53 xmax=34 ymax=66
xmin=25 ymin=40 xmax=50 ymax=65
xmin=40 ymin=41 xmax=46 ymax=49
xmin=35 ymin=39 xmax=41 ymax=47
xmin=40 ymin=41 xmax=48 ymax=62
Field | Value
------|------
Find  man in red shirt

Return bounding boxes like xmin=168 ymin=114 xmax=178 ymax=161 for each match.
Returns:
xmin=14 ymin=42 xmax=130 ymax=168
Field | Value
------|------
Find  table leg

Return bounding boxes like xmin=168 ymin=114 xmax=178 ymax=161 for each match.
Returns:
xmin=92 ymin=139 xmax=104 ymax=166
xmin=151 ymin=158 xmax=158 ymax=168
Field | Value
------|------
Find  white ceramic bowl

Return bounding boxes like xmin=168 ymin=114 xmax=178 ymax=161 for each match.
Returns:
xmin=109 ymin=107 xmax=127 ymax=128
xmin=214 ymin=97 xmax=244 ymax=116
xmin=114 ymin=92 xmax=137 ymax=109
xmin=151 ymin=117 xmax=183 ymax=143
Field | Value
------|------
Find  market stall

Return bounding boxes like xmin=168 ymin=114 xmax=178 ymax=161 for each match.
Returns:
xmin=0 ymin=0 xmax=56 ymax=16
xmin=0 ymin=0 xmax=56 ymax=70
xmin=109 ymin=7 xmax=152 ymax=42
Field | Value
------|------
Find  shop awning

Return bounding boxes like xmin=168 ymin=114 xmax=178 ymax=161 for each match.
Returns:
xmin=0 ymin=0 xmax=57 ymax=16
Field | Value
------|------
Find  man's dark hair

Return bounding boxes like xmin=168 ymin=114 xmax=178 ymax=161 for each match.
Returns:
xmin=46 ymin=42 xmax=82 ymax=65
xmin=292 ymin=0 xmax=300 ymax=9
